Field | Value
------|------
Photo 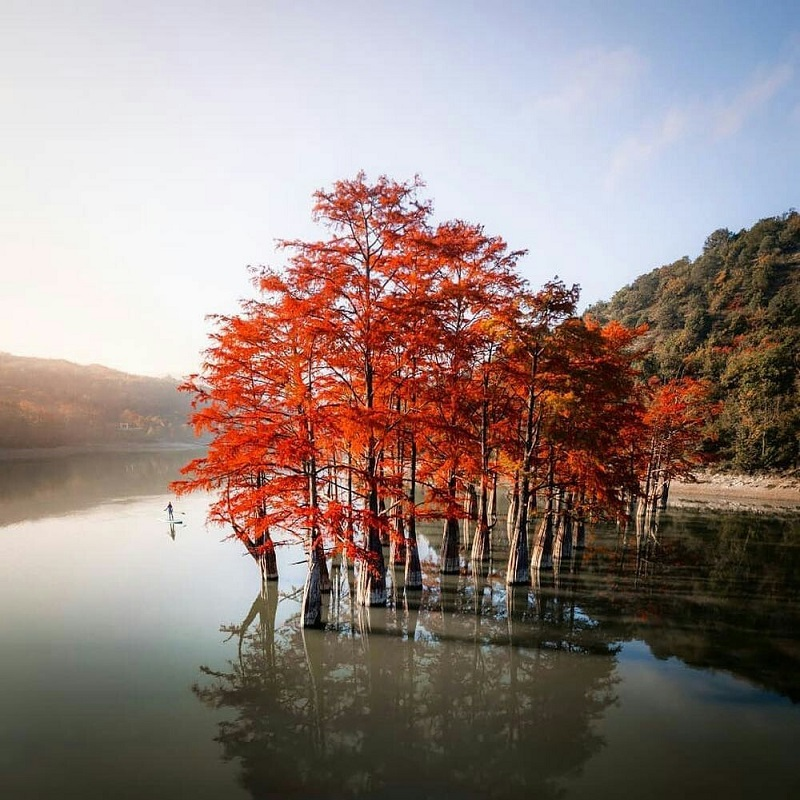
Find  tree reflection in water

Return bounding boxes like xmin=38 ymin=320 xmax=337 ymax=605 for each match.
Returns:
xmin=194 ymin=558 xmax=619 ymax=799
xmin=195 ymin=510 xmax=800 ymax=797
xmin=581 ymin=511 xmax=800 ymax=701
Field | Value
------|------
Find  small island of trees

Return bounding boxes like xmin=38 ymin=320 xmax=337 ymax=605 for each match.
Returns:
xmin=172 ymin=173 xmax=717 ymax=627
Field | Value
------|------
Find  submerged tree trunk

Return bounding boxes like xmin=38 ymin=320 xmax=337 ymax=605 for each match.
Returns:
xmin=506 ymin=463 xmax=530 ymax=584
xmin=390 ymin=511 xmax=407 ymax=568
xmin=472 ymin=371 xmax=496 ymax=564
xmin=356 ymin=537 xmax=387 ymax=607
xmin=258 ymin=538 xmax=278 ymax=583
xmin=574 ymin=517 xmax=586 ymax=549
xmin=440 ymin=473 xmax=462 ymax=575
xmin=507 ymin=464 xmax=531 ymax=585
xmin=531 ymin=456 xmax=556 ymax=571
xmin=239 ymin=522 xmax=278 ymax=583
xmin=531 ymin=507 xmax=554 ymax=571
xmin=440 ymin=515 xmax=461 ymax=575
xmin=463 ymin=484 xmax=478 ymax=522
xmin=470 ymin=515 xmax=490 ymax=564
xmin=638 ymin=437 xmax=667 ymax=519
xmin=488 ymin=473 xmax=498 ymax=527
xmin=506 ymin=474 xmax=519 ymax=544
xmin=471 ymin=471 xmax=494 ymax=564
xmin=506 ymin=516 xmax=530 ymax=585
xmin=659 ymin=480 xmax=670 ymax=510
xmin=357 ymin=524 xmax=387 ymax=606
xmin=301 ymin=540 xmax=324 ymax=628
xmin=357 ymin=444 xmax=387 ymax=606
xmin=315 ymin=534 xmax=331 ymax=594
xmin=391 ymin=399 xmax=408 ymax=569
xmin=404 ymin=512 xmax=423 ymax=589
xmin=301 ymin=445 xmax=330 ymax=626
xmin=507 ymin=365 xmax=539 ymax=586
xmin=404 ymin=433 xmax=423 ymax=590
xmin=552 ymin=490 xmax=573 ymax=564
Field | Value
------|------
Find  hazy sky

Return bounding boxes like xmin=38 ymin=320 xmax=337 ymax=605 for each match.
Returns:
xmin=2 ymin=1 xmax=798 ymax=377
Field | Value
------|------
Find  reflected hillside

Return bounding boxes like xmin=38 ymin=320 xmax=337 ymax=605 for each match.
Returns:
xmin=575 ymin=512 xmax=800 ymax=701
xmin=0 ymin=447 xmax=204 ymax=527
xmin=196 ymin=569 xmax=619 ymax=800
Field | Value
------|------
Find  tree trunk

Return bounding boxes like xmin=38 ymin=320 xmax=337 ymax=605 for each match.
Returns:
xmin=315 ymin=534 xmax=331 ymax=594
xmin=488 ymin=472 xmax=498 ymax=528
xmin=358 ymin=453 xmax=387 ymax=606
xmin=659 ymin=479 xmax=670 ymax=510
xmin=463 ymin=484 xmax=478 ymax=521
xmin=404 ymin=511 xmax=423 ymax=589
xmin=506 ymin=477 xmax=519 ymax=544
xmin=552 ymin=491 xmax=573 ymax=563
xmin=390 ymin=511 xmax=407 ymax=567
xmin=526 ymin=490 xmax=538 ymax=522
xmin=404 ymin=431 xmax=423 ymax=589
xmin=357 ymin=525 xmax=387 ymax=607
xmin=440 ymin=515 xmax=461 ymax=575
xmin=258 ymin=540 xmax=278 ymax=583
xmin=301 ymin=545 xmax=324 ymax=628
xmin=471 ymin=471 xmax=492 ymax=563
xmin=531 ymin=508 xmax=554 ymax=571
xmin=506 ymin=473 xmax=530 ymax=585
xmin=507 ymin=467 xmax=533 ymax=585
xmin=574 ymin=517 xmax=586 ymax=549
xmin=246 ymin=526 xmax=278 ymax=582
xmin=531 ymin=462 xmax=555 ymax=572
xmin=440 ymin=473 xmax=461 ymax=575
xmin=378 ymin=492 xmax=390 ymax=546
xmin=506 ymin=517 xmax=530 ymax=585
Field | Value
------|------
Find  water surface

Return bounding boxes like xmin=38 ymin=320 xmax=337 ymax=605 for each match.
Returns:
xmin=1 ymin=450 xmax=798 ymax=799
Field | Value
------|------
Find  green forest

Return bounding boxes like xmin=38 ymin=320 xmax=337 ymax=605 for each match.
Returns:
xmin=589 ymin=211 xmax=800 ymax=472
xmin=0 ymin=353 xmax=197 ymax=448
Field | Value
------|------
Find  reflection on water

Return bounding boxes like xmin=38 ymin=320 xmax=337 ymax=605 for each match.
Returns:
xmin=197 ymin=511 xmax=800 ymax=799
xmin=580 ymin=512 xmax=800 ymax=701
xmin=196 ymin=571 xmax=618 ymax=800
xmin=1 ymin=452 xmax=798 ymax=799
xmin=0 ymin=446 xmax=203 ymax=527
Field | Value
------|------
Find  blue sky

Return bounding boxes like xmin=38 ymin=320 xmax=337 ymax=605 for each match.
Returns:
xmin=2 ymin=1 xmax=798 ymax=377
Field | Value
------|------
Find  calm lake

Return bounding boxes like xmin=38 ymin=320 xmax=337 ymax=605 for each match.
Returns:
xmin=1 ymin=449 xmax=799 ymax=799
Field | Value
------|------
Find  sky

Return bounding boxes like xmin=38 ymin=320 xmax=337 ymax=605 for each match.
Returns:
xmin=2 ymin=1 xmax=798 ymax=378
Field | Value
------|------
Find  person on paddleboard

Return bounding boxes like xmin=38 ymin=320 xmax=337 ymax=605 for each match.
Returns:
xmin=165 ymin=502 xmax=174 ymax=521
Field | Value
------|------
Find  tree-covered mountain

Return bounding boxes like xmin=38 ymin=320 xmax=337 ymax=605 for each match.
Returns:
xmin=0 ymin=353 xmax=199 ymax=448
xmin=589 ymin=211 xmax=800 ymax=472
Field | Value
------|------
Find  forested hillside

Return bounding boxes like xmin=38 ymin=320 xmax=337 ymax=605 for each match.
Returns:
xmin=0 ymin=353 xmax=198 ymax=448
xmin=589 ymin=211 xmax=800 ymax=472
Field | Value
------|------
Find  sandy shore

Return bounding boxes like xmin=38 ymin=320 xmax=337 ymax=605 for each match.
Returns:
xmin=669 ymin=470 xmax=800 ymax=512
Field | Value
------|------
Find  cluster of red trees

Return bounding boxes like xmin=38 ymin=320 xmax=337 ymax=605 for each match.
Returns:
xmin=173 ymin=174 xmax=716 ymax=626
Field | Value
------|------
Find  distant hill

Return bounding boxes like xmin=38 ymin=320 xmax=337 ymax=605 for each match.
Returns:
xmin=589 ymin=211 xmax=800 ymax=472
xmin=0 ymin=353 xmax=200 ymax=449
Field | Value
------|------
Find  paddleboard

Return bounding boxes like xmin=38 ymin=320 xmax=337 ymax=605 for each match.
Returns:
xmin=163 ymin=519 xmax=184 ymax=525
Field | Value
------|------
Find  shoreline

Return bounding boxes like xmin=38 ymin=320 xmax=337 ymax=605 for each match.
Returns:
xmin=0 ymin=441 xmax=207 ymax=461
xmin=669 ymin=470 xmax=800 ymax=512
xmin=1 ymin=444 xmax=797 ymax=512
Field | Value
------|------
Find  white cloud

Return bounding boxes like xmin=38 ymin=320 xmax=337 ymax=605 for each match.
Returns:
xmin=605 ymin=106 xmax=691 ymax=190
xmin=533 ymin=46 xmax=646 ymax=117
xmin=713 ymin=63 xmax=793 ymax=138
xmin=605 ymin=59 xmax=795 ymax=189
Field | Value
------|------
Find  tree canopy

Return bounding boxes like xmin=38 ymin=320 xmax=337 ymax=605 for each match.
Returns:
xmin=174 ymin=173 xmax=720 ymax=625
